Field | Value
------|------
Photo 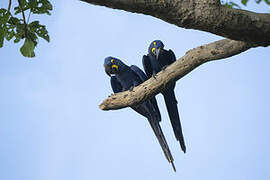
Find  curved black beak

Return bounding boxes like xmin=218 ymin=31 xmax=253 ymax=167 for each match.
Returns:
xmin=104 ymin=65 xmax=112 ymax=77
xmin=155 ymin=47 xmax=163 ymax=59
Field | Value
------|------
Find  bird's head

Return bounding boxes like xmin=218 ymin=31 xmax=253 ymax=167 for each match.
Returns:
xmin=148 ymin=40 xmax=164 ymax=59
xmin=104 ymin=56 xmax=124 ymax=76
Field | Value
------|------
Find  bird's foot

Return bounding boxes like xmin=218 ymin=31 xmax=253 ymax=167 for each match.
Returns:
xmin=152 ymin=74 xmax=157 ymax=79
xmin=161 ymin=65 xmax=169 ymax=71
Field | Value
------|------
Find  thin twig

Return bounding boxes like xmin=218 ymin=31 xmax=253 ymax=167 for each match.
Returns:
xmin=27 ymin=11 xmax=31 ymax=24
xmin=18 ymin=0 xmax=27 ymax=37
xmin=8 ymin=0 xmax=12 ymax=12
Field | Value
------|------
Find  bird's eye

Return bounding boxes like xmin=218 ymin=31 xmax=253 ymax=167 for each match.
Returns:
xmin=111 ymin=59 xmax=115 ymax=63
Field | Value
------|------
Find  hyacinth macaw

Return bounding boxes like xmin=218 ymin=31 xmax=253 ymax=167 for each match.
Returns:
xmin=104 ymin=56 xmax=176 ymax=171
xmin=142 ymin=40 xmax=186 ymax=153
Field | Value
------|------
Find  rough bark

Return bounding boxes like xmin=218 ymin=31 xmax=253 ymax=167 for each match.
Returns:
xmin=79 ymin=0 xmax=268 ymax=110
xmin=81 ymin=0 xmax=270 ymax=46
xmin=99 ymin=39 xmax=253 ymax=110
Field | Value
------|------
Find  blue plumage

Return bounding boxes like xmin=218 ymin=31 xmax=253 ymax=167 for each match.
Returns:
xmin=143 ymin=40 xmax=187 ymax=153
xmin=104 ymin=56 xmax=176 ymax=171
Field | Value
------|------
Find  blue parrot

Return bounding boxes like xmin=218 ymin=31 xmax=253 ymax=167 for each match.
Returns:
xmin=142 ymin=40 xmax=186 ymax=153
xmin=104 ymin=56 xmax=176 ymax=171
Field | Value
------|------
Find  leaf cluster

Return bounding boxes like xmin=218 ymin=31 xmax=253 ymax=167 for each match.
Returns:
xmin=0 ymin=0 xmax=52 ymax=57
xmin=223 ymin=0 xmax=270 ymax=9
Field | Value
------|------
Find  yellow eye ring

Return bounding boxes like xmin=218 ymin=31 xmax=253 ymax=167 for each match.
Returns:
xmin=153 ymin=41 xmax=156 ymax=46
xmin=111 ymin=59 xmax=115 ymax=63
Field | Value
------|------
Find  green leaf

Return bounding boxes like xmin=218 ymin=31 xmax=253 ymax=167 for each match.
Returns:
xmin=264 ymin=0 xmax=270 ymax=5
xmin=15 ymin=23 xmax=25 ymax=39
xmin=5 ymin=29 xmax=15 ymax=41
xmin=255 ymin=0 xmax=263 ymax=3
xmin=224 ymin=2 xmax=241 ymax=8
xmin=28 ymin=21 xmax=50 ymax=42
xmin=13 ymin=27 xmax=23 ymax=43
xmin=27 ymin=30 xmax=38 ymax=46
xmin=8 ymin=17 xmax=21 ymax=26
xmin=15 ymin=0 xmax=53 ymax=15
xmin=0 ymin=8 xmax=11 ymax=25
xmin=14 ymin=0 xmax=29 ymax=15
xmin=14 ymin=37 xmax=21 ymax=43
xmin=0 ymin=1 xmax=53 ymax=57
xmin=241 ymin=0 xmax=249 ymax=6
xmin=29 ymin=0 xmax=53 ymax=15
xmin=0 ymin=28 xmax=4 ymax=48
xmin=0 ymin=8 xmax=7 ymax=14
xmin=28 ymin=0 xmax=38 ymax=9
xmin=20 ymin=38 xmax=36 ymax=57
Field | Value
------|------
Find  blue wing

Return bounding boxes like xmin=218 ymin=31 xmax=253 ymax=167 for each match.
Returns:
xmin=168 ymin=49 xmax=176 ymax=63
xmin=130 ymin=65 xmax=161 ymax=122
xmin=110 ymin=66 xmax=176 ymax=171
xmin=110 ymin=76 xmax=123 ymax=93
xmin=142 ymin=55 xmax=153 ymax=79
xmin=130 ymin=65 xmax=148 ymax=82
xmin=162 ymin=49 xmax=186 ymax=153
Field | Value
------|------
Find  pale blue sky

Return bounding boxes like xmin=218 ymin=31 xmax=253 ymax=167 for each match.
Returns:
xmin=0 ymin=1 xmax=270 ymax=180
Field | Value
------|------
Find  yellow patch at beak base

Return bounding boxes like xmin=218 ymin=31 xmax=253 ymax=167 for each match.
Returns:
xmin=112 ymin=64 xmax=118 ymax=70
xmin=152 ymin=47 xmax=156 ymax=53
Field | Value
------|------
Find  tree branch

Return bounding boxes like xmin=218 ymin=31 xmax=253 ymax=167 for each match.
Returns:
xmin=80 ymin=0 xmax=270 ymax=46
xmin=99 ymin=39 xmax=253 ymax=110
xmin=80 ymin=0 xmax=265 ymax=110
